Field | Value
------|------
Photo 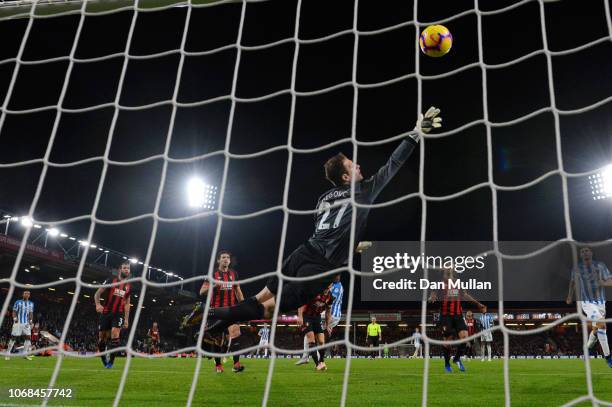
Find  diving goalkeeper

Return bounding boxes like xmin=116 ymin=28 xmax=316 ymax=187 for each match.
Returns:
xmin=206 ymin=107 xmax=442 ymax=330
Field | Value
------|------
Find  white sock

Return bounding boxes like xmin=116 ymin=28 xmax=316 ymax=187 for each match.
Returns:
xmin=23 ymin=340 xmax=31 ymax=354
xmin=487 ymin=344 xmax=492 ymax=359
xmin=481 ymin=344 xmax=485 ymax=358
xmin=587 ymin=331 xmax=598 ymax=349
xmin=7 ymin=339 xmax=15 ymax=353
xmin=302 ymin=336 xmax=309 ymax=358
xmin=597 ymin=329 xmax=610 ymax=357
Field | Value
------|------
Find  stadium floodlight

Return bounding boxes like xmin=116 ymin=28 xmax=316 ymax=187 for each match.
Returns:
xmin=90 ymin=244 xmax=97 ymax=248
xmin=69 ymin=237 xmax=76 ymax=241
xmin=33 ymin=224 xmax=42 ymax=229
xmin=20 ymin=217 xmax=33 ymax=228
xmin=79 ymin=240 xmax=89 ymax=247
xmin=129 ymin=258 xmax=138 ymax=264
xmin=187 ymin=177 xmax=217 ymax=209
xmin=589 ymin=164 xmax=612 ymax=200
xmin=3 ymin=214 xmax=10 ymax=219
xmin=104 ymin=250 xmax=109 ymax=253
xmin=98 ymin=247 xmax=104 ymax=251
xmin=60 ymin=233 xmax=68 ymax=238
xmin=46 ymin=228 xmax=59 ymax=237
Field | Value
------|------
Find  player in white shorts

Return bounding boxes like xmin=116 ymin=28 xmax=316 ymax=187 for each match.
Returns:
xmin=479 ymin=309 xmax=494 ymax=361
xmin=567 ymin=247 xmax=612 ymax=367
xmin=256 ymin=323 xmax=270 ymax=358
xmin=4 ymin=290 xmax=34 ymax=360
xmin=411 ymin=327 xmax=422 ymax=358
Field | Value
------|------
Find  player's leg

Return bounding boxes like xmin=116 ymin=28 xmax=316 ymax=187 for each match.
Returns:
xmin=107 ymin=314 xmax=123 ymax=368
xmin=228 ymin=324 xmax=244 ymax=372
xmin=6 ymin=322 xmax=22 ymax=359
xmin=439 ymin=316 xmax=453 ymax=372
xmin=22 ymin=324 xmax=32 ymax=360
xmin=305 ymin=330 xmax=319 ymax=366
xmin=296 ymin=334 xmax=310 ymax=365
xmin=315 ymin=332 xmax=326 ymax=371
xmin=453 ymin=326 xmax=467 ymax=372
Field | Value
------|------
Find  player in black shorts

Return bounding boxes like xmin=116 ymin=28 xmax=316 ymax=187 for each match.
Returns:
xmin=298 ymin=287 xmax=333 ymax=371
xmin=206 ymin=108 xmax=443 ymax=331
xmin=429 ymin=268 xmax=484 ymax=373
xmin=94 ymin=262 xmax=132 ymax=368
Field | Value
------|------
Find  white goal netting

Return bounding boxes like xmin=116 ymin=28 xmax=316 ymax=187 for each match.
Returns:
xmin=1 ymin=0 xmax=612 ymax=406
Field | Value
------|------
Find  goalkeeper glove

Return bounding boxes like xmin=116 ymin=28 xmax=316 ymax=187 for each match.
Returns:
xmin=410 ymin=106 xmax=442 ymax=142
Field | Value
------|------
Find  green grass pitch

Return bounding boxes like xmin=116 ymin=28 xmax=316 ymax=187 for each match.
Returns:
xmin=1 ymin=357 xmax=611 ymax=406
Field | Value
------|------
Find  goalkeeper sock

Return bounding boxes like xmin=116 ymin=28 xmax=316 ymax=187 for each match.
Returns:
xmin=453 ymin=344 xmax=466 ymax=363
xmin=587 ymin=331 xmax=598 ymax=349
xmin=443 ymin=346 xmax=451 ymax=366
xmin=309 ymin=343 xmax=319 ymax=365
xmin=109 ymin=337 xmax=120 ymax=366
xmin=209 ymin=296 xmax=264 ymax=323
xmin=318 ymin=348 xmax=325 ymax=364
xmin=597 ymin=329 xmax=610 ymax=357
xmin=230 ymin=339 xmax=241 ymax=364
xmin=214 ymin=357 xmax=222 ymax=367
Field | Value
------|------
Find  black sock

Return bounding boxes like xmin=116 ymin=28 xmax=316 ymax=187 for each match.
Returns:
xmin=109 ymin=338 xmax=120 ymax=365
xmin=318 ymin=348 xmax=325 ymax=364
xmin=209 ymin=296 xmax=264 ymax=322
xmin=454 ymin=344 xmax=466 ymax=362
xmin=98 ymin=339 xmax=108 ymax=365
xmin=309 ymin=343 xmax=319 ymax=364
xmin=443 ymin=346 xmax=451 ymax=365
xmin=230 ymin=339 xmax=241 ymax=364
xmin=214 ymin=357 xmax=221 ymax=366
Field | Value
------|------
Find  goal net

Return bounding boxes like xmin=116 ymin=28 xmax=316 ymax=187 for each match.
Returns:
xmin=0 ymin=0 xmax=611 ymax=406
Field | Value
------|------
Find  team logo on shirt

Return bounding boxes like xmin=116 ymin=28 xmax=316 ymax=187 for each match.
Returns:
xmin=113 ymin=288 xmax=127 ymax=298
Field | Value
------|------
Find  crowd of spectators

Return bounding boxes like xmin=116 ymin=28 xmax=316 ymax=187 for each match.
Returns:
xmin=0 ymin=297 xmax=591 ymax=358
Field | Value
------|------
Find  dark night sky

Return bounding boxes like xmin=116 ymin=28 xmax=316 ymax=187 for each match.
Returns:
xmin=0 ymin=0 xmax=611 ymax=306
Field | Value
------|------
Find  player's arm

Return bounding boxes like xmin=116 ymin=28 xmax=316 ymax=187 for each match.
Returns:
xmin=378 ymin=325 xmax=382 ymax=340
xmin=11 ymin=301 xmax=17 ymax=323
xmin=123 ymin=295 xmax=131 ymax=329
xmin=94 ymin=286 xmax=105 ymax=313
xmin=199 ymin=280 xmax=210 ymax=297
xmin=362 ymin=107 xmax=442 ymax=201
xmin=28 ymin=304 xmax=34 ymax=325
xmin=234 ymin=277 xmax=245 ymax=302
xmin=463 ymin=291 xmax=485 ymax=310
xmin=325 ymin=306 xmax=333 ymax=335
xmin=297 ymin=305 xmax=306 ymax=326
xmin=566 ymin=268 xmax=576 ymax=303
xmin=597 ymin=263 xmax=612 ymax=286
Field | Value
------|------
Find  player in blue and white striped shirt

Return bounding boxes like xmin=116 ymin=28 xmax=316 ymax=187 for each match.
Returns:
xmin=328 ymin=276 xmax=343 ymax=330
xmin=256 ymin=323 xmax=270 ymax=358
xmin=479 ymin=308 xmax=494 ymax=361
xmin=567 ymin=247 xmax=612 ymax=367
xmin=5 ymin=291 xmax=34 ymax=360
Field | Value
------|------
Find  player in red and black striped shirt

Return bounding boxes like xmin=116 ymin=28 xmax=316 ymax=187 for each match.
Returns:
xmin=428 ymin=267 xmax=484 ymax=373
xmin=147 ymin=322 xmax=160 ymax=354
xmin=297 ymin=285 xmax=333 ymax=371
xmin=199 ymin=250 xmax=245 ymax=373
xmin=94 ymin=261 xmax=131 ymax=369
